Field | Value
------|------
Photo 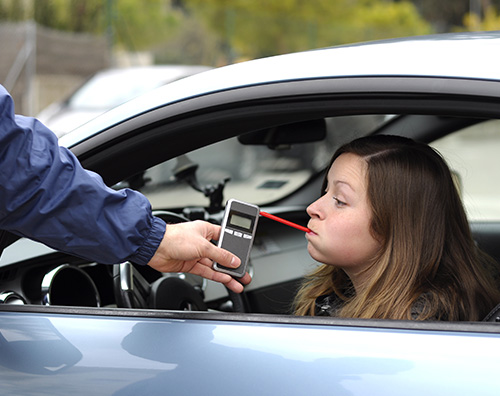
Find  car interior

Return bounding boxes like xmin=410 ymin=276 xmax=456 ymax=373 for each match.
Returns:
xmin=2 ymin=105 xmax=500 ymax=326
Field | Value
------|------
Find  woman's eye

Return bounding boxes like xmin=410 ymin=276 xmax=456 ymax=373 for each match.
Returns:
xmin=332 ymin=196 xmax=346 ymax=206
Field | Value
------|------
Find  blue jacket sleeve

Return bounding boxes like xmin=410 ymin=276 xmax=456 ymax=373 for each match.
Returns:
xmin=0 ymin=85 xmax=166 ymax=265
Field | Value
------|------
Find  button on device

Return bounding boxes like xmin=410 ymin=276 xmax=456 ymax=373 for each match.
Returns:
xmin=234 ymin=231 xmax=243 ymax=237
xmin=225 ymin=229 xmax=234 ymax=235
xmin=243 ymin=234 xmax=252 ymax=239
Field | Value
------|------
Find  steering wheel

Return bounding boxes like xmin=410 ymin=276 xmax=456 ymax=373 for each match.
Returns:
xmin=112 ymin=211 xmax=247 ymax=312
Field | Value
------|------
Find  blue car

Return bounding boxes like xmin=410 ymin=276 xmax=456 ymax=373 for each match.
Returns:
xmin=2 ymin=32 xmax=500 ymax=395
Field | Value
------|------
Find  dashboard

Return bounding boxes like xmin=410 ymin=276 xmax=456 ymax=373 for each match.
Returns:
xmin=0 ymin=207 xmax=314 ymax=315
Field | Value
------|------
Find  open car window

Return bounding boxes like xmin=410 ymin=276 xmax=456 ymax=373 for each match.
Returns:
xmin=3 ymin=112 xmax=500 ymax=316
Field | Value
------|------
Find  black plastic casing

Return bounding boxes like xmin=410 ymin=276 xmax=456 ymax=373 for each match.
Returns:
xmin=213 ymin=199 xmax=259 ymax=278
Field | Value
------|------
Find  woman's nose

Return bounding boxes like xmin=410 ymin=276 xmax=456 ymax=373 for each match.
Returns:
xmin=306 ymin=197 xmax=322 ymax=218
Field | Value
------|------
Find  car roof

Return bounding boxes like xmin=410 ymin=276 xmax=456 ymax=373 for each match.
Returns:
xmin=60 ymin=31 xmax=500 ymax=148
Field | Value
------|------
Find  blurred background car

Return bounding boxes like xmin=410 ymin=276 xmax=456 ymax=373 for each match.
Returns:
xmin=36 ymin=65 xmax=210 ymax=137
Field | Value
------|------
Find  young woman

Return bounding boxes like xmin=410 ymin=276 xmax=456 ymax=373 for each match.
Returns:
xmin=294 ymin=135 xmax=500 ymax=320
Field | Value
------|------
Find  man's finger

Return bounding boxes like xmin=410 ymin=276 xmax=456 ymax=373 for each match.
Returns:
xmin=206 ymin=244 xmax=241 ymax=268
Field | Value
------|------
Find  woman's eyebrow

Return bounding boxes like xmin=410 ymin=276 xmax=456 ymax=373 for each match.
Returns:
xmin=333 ymin=179 xmax=355 ymax=193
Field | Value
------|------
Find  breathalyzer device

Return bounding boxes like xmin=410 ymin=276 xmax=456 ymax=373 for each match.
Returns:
xmin=213 ymin=199 xmax=260 ymax=278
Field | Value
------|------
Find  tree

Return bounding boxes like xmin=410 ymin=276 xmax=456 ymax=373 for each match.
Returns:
xmin=0 ymin=0 xmax=181 ymax=52
xmin=410 ymin=0 xmax=469 ymax=31
xmin=409 ymin=0 xmax=500 ymax=31
xmin=183 ymin=0 xmax=432 ymax=61
xmin=463 ymin=4 xmax=500 ymax=31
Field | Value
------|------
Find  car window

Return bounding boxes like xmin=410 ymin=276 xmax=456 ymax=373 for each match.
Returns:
xmin=431 ymin=119 xmax=500 ymax=221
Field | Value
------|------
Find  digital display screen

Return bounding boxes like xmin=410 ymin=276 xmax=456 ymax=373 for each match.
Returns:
xmin=229 ymin=212 xmax=253 ymax=230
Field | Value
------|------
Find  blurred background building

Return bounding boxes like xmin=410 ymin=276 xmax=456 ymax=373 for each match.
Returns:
xmin=0 ymin=21 xmax=109 ymax=115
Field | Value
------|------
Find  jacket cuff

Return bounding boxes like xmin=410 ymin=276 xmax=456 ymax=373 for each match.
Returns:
xmin=129 ymin=216 xmax=166 ymax=266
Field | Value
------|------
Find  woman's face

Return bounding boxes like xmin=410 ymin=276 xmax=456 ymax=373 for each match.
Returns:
xmin=306 ymin=153 xmax=380 ymax=281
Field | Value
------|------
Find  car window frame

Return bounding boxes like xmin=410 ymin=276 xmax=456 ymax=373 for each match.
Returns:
xmin=69 ymin=76 xmax=500 ymax=186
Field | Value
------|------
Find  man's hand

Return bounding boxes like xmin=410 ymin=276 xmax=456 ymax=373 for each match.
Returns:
xmin=147 ymin=220 xmax=251 ymax=293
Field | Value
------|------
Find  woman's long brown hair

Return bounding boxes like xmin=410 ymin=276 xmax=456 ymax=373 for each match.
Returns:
xmin=294 ymin=135 xmax=500 ymax=320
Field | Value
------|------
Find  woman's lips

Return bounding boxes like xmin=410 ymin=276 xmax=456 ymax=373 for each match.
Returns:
xmin=306 ymin=224 xmax=317 ymax=235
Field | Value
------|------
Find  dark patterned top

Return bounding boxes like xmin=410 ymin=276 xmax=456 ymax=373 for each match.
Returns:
xmin=315 ymin=293 xmax=345 ymax=317
xmin=314 ymin=292 xmax=439 ymax=320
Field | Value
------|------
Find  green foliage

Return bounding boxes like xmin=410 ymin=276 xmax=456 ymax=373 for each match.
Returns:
xmin=463 ymin=5 xmax=500 ymax=31
xmin=0 ymin=0 xmax=439 ymax=64
xmin=0 ymin=0 xmax=180 ymax=51
xmin=184 ymin=0 xmax=432 ymax=61
xmin=0 ymin=0 xmax=27 ymax=21
xmin=108 ymin=0 xmax=180 ymax=51
xmin=3 ymin=0 xmax=499 ymax=64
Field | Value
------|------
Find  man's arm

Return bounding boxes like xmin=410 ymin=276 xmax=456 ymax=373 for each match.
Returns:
xmin=0 ymin=85 xmax=247 ymax=292
xmin=0 ymin=85 xmax=159 ymax=264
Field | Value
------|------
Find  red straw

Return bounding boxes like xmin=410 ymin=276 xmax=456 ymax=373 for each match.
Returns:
xmin=260 ymin=211 xmax=311 ymax=233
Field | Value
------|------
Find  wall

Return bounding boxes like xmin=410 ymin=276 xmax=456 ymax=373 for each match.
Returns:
xmin=0 ymin=21 xmax=110 ymax=115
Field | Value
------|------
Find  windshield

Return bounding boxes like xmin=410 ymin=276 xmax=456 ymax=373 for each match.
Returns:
xmin=117 ymin=115 xmax=388 ymax=210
